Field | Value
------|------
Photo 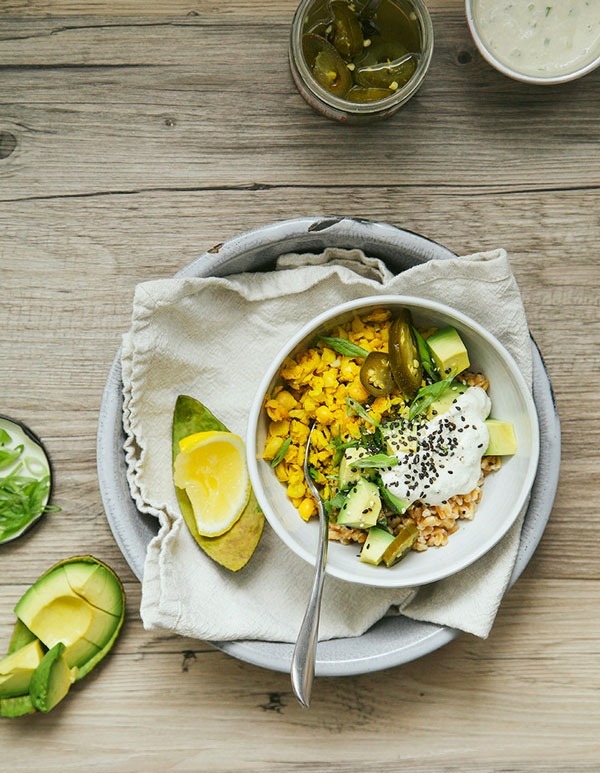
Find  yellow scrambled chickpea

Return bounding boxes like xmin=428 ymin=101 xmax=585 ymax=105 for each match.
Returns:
xmin=263 ymin=308 xmax=405 ymax=520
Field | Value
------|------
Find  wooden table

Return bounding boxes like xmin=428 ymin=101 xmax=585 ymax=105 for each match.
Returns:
xmin=1 ymin=2 xmax=598 ymax=770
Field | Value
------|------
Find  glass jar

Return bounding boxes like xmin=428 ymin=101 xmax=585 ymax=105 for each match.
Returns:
xmin=289 ymin=0 xmax=434 ymax=124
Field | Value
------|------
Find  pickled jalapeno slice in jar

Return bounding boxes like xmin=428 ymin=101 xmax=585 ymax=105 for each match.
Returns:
xmin=303 ymin=33 xmax=354 ymax=97
xmin=300 ymin=0 xmax=424 ymax=105
xmin=330 ymin=0 xmax=364 ymax=60
xmin=355 ymin=52 xmax=418 ymax=90
xmin=346 ymin=86 xmax=393 ymax=103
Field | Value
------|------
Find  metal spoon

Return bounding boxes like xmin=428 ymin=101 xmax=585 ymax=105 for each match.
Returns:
xmin=290 ymin=423 xmax=329 ymax=708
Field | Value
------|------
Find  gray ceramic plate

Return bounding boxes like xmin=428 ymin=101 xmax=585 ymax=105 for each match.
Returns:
xmin=97 ymin=217 xmax=561 ymax=677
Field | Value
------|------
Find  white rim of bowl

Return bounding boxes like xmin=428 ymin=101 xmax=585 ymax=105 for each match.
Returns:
xmin=246 ymin=295 xmax=541 ymax=588
xmin=465 ymin=0 xmax=600 ymax=86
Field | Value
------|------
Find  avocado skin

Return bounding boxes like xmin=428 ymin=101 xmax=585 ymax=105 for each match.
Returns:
xmin=172 ymin=395 xmax=264 ymax=572
xmin=29 ymin=642 xmax=76 ymax=713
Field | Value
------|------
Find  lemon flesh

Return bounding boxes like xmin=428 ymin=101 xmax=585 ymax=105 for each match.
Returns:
xmin=173 ymin=431 xmax=250 ymax=537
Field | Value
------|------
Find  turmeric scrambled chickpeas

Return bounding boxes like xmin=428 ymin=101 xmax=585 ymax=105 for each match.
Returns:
xmin=262 ymin=308 xmax=406 ymax=520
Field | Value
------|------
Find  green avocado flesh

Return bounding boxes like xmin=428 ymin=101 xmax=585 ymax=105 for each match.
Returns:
xmin=29 ymin=642 xmax=77 ymax=713
xmin=13 ymin=556 xmax=125 ymax=681
xmin=0 ymin=557 xmax=125 ymax=718
xmin=427 ymin=326 xmax=470 ymax=377
xmin=0 ymin=640 xmax=44 ymax=698
xmin=172 ymin=395 xmax=264 ymax=572
xmin=0 ymin=694 xmax=36 ymax=718
xmin=485 ymin=419 xmax=517 ymax=456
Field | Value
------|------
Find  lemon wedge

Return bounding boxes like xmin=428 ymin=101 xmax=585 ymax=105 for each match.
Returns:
xmin=173 ymin=431 xmax=250 ymax=537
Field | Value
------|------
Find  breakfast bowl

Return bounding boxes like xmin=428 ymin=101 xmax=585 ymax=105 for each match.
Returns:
xmin=247 ymin=295 xmax=540 ymax=589
xmin=465 ymin=0 xmax=600 ymax=85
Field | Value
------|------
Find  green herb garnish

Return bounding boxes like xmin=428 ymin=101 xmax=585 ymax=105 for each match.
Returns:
xmin=353 ymin=453 xmax=398 ymax=469
xmin=0 ymin=470 xmax=59 ymax=544
xmin=330 ymin=431 xmax=360 ymax=466
xmin=0 ymin=445 xmax=24 ymax=470
xmin=270 ymin=437 xmax=292 ymax=468
xmin=345 ymin=397 xmax=380 ymax=427
xmin=0 ymin=428 xmax=11 ymax=445
xmin=408 ymin=374 xmax=455 ymax=420
xmin=412 ymin=327 xmax=437 ymax=380
xmin=318 ymin=336 xmax=369 ymax=359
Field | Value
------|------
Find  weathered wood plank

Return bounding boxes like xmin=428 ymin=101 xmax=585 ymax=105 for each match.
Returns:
xmin=0 ymin=10 xmax=598 ymax=198
xmin=0 ymin=578 xmax=598 ymax=771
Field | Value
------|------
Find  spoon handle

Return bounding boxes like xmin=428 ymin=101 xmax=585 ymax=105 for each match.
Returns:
xmin=290 ymin=498 xmax=328 ymax=708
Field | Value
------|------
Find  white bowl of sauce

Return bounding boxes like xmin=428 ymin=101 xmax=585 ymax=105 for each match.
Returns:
xmin=466 ymin=0 xmax=600 ymax=84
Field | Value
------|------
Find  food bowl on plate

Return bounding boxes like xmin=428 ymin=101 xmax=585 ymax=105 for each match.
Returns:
xmin=465 ymin=0 xmax=600 ymax=85
xmin=246 ymin=295 xmax=540 ymax=588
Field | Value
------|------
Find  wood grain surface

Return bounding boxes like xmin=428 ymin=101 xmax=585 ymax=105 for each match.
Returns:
xmin=1 ymin=1 xmax=598 ymax=771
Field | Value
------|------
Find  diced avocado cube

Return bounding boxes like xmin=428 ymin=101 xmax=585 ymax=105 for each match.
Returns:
xmin=427 ymin=326 xmax=470 ymax=376
xmin=338 ymin=447 xmax=366 ymax=488
xmin=382 ymin=523 xmax=419 ymax=566
xmin=336 ymin=478 xmax=381 ymax=529
xmin=380 ymin=423 xmax=417 ymax=455
xmin=428 ymin=382 xmax=467 ymax=418
xmin=29 ymin=642 xmax=77 ymax=713
xmin=485 ymin=419 xmax=517 ymax=456
xmin=359 ymin=527 xmax=395 ymax=566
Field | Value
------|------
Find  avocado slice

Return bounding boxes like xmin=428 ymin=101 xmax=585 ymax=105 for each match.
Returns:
xmin=426 ymin=327 xmax=470 ymax=377
xmin=485 ymin=419 xmax=517 ymax=456
xmin=359 ymin=527 xmax=395 ymax=565
xmin=0 ymin=693 xmax=36 ymax=718
xmin=337 ymin=478 xmax=381 ymax=529
xmin=13 ymin=556 xmax=125 ymax=681
xmin=0 ymin=639 xmax=44 ymax=698
xmin=29 ymin=643 xmax=77 ymax=713
xmin=172 ymin=395 xmax=264 ymax=572
xmin=8 ymin=619 xmax=38 ymax=654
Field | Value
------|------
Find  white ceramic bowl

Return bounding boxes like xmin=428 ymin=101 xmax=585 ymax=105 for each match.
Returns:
xmin=465 ymin=0 xmax=600 ymax=85
xmin=247 ymin=295 xmax=540 ymax=588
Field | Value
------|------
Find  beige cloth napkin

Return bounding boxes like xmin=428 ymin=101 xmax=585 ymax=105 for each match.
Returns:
xmin=122 ymin=248 xmax=532 ymax=641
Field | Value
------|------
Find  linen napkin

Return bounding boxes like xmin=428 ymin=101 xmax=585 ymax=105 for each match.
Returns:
xmin=122 ymin=247 xmax=532 ymax=641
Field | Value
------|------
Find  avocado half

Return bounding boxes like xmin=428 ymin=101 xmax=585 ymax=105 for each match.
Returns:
xmin=0 ymin=556 xmax=125 ymax=718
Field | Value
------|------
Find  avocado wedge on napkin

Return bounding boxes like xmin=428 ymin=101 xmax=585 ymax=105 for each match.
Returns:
xmin=172 ymin=395 xmax=264 ymax=571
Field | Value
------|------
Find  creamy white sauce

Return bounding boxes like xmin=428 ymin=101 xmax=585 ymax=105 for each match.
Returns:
xmin=473 ymin=0 xmax=600 ymax=78
xmin=380 ymin=386 xmax=491 ymax=506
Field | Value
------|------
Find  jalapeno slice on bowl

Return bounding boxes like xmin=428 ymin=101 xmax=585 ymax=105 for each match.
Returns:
xmin=360 ymin=351 xmax=395 ymax=396
xmin=389 ymin=310 xmax=423 ymax=398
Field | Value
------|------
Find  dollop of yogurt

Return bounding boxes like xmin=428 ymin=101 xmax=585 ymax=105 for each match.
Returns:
xmin=380 ymin=386 xmax=491 ymax=506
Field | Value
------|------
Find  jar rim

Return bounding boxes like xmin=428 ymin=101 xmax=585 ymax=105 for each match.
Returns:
xmin=290 ymin=0 xmax=434 ymax=115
